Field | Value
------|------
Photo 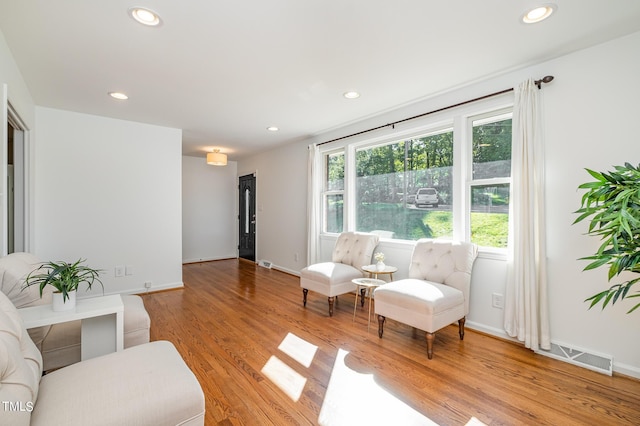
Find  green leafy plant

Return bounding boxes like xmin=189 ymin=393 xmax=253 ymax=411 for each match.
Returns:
xmin=573 ymin=163 xmax=640 ymax=313
xmin=23 ymin=259 xmax=104 ymax=302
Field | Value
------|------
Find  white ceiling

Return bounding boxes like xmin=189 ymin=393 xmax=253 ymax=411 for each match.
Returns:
xmin=1 ymin=1 xmax=640 ymax=161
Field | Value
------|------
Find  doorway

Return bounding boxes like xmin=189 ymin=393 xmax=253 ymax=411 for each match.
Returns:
xmin=6 ymin=105 xmax=27 ymax=254
xmin=238 ymin=173 xmax=256 ymax=261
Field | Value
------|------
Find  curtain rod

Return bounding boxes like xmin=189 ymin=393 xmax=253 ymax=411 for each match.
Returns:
xmin=318 ymin=75 xmax=554 ymax=146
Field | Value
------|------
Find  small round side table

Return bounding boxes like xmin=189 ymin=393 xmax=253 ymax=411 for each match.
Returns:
xmin=352 ymin=278 xmax=386 ymax=331
xmin=361 ymin=264 xmax=398 ymax=281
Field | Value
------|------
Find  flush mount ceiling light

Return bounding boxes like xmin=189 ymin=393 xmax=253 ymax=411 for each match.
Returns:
xmin=108 ymin=92 xmax=129 ymax=100
xmin=267 ymin=126 xmax=279 ymax=132
xmin=522 ymin=4 xmax=556 ymax=23
xmin=343 ymin=91 xmax=360 ymax=99
xmin=129 ymin=7 xmax=162 ymax=26
xmin=206 ymin=149 xmax=227 ymax=166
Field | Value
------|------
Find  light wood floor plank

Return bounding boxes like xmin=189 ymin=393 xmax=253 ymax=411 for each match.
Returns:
xmin=141 ymin=259 xmax=640 ymax=425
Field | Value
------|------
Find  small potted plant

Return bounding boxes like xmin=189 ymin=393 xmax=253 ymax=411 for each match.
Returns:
xmin=23 ymin=258 xmax=104 ymax=311
xmin=374 ymin=252 xmax=386 ymax=271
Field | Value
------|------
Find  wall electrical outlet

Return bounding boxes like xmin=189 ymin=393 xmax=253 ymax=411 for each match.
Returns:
xmin=144 ymin=281 xmax=152 ymax=289
xmin=114 ymin=266 xmax=125 ymax=278
xmin=492 ymin=293 xmax=504 ymax=309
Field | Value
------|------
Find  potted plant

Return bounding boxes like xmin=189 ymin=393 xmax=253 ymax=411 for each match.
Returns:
xmin=23 ymin=258 xmax=104 ymax=311
xmin=573 ymin=162 xmax=640 ymax=313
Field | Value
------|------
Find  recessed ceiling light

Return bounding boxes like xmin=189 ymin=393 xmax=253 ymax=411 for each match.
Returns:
xmin=343 ymin=91 xmax=360 ymax=99
xmin=267 ymin=126 xmax=279 ymax=132
xmin=129 ymin=7 xmax=162 ymax=26
xmin=522 ymin=4 xmax=556 ymax=24
xmin=108 ymin=92 xmax=129 ymax=100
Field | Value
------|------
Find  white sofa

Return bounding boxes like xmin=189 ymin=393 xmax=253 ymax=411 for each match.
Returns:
xmin=0 ymin=288 xmax=205 ymax=425
xmin=0 ymin=252 xmax=151 ymax=371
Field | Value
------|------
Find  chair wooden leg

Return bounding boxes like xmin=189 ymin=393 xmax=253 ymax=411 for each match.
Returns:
xmin=425 ymin=332 xmax=435 ymax=359
xmin=458 ymin=317 xmax=466 ymax=340
xmin=328 ymin=296 xmax=335 ymax=316
xmin=377 ymin=315 xmax=385 ymax=338
xmin=302 ymin=288 xmax=308 ymax=307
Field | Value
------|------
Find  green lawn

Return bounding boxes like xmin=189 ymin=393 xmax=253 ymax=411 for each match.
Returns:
xmin=352 ymin=203 xmax=508 ymax=248
xmin=470 ymin=212 xmax=508 ymax=248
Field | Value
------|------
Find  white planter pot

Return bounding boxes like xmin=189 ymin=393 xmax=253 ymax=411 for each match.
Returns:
xmin=52 ymin=290 xmax=77 ymax=312
xmin=376 ymin=261 xmax=386 ymax=271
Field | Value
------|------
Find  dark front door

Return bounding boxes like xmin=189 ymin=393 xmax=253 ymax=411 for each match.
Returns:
xmin=238 ymin=174 xmax=256 ymax=261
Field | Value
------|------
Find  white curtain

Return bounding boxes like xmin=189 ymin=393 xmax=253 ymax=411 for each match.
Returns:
xmin=504 ymin=78 xmax=551 ymax=351
xmin=307 ymin=144 xmax=322 ymax=265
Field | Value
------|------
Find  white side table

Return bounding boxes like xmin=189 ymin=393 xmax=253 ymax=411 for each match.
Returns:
xmin=361 ymin=264 xmax=398 ymax=281
xmin=352 ymin=278 xmax=386 ymax=331
xmin=18 ymin=294 xmax=124 ymax=361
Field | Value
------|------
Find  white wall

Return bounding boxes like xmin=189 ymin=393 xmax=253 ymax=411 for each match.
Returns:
xmin=239 ymin=31 xmax=640 ymax=377
xmin=34 ymin=107 xmax=183 ymax=295
xmin=238 ymin=141 xmax=308 ymax=275
xmin=542 ymin=31 xmax=640 ymax=376
xmin=0 ymin=29 xmax=35 ymax=253
xmin=0 ymin=29 xmax=34 ymax=129
xmin=182 ymin=155 xmax=237 ymax=263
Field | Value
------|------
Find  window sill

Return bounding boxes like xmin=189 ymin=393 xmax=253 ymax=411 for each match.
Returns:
xmin=477 ymin=247 xmax=507 ymax=261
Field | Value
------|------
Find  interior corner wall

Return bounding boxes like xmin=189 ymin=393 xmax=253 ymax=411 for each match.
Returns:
xmin=33 ymin=107 xmax=183 ymax=295
xmin=182 ymin=155 xmax=237 ymax=263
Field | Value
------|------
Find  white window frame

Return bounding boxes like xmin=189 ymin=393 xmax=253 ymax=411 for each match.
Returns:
xmin=322 ymin=149 xmax=345 ymax=233
xmin=317 ymin=94 xmax=514 ymax=256
xmin=465 ymin=109 xmax=513 ymax=252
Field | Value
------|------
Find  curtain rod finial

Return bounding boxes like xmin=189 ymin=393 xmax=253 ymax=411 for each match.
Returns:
xmin=535 ymin=75 xmax=554 ymax=89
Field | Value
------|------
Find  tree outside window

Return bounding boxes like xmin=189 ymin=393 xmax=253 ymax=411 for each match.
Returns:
xmin=354 ymin=130 xmax=453 ymax=241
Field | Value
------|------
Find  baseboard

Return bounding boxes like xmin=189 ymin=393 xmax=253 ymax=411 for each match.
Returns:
xmin=271 ymin=264 xmax=301 ymax=277
xmin=610 ymin=361 xmax=640 ymax=379
xmin=116 ymin=282 xmax=184 ymax=295
xmin=466 ymin=321 xmax=517 ymax=342
xmin=183 ymin=255 xmax=236 ymax=264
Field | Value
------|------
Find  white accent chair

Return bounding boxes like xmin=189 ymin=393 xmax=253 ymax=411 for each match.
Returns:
xmin=300 ymin=232 xmax=379 ymax=316
xmin=374 ymin=239 xmax=478 ymax=359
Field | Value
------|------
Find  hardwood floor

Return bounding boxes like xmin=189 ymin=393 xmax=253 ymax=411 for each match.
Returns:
xmin=141 ymin=259 xmax=640 ymax=425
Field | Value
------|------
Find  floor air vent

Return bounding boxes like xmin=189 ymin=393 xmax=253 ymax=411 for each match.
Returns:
xmin=258 ymin=260 xmax=273 ymax=269
xmin=539 ymin=342 xmax=613 ymax=376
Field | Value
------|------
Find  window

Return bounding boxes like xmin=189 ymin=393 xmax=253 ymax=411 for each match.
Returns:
xmin=323 ymin=151 xmax=344 ymax=233
xmin=354 ymin=129 xmax=454 ymax=240
xmin=469 ymin=112 xmax=512 ymax=248
xmin=318 ymin=100 xmax=513 ymax=251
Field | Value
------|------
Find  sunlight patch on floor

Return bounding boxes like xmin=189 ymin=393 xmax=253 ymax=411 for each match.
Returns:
xmin=261 ymin=355 xmax=307 ymax=402
xmin=278 ymin=332 xmax=318 ymax=368
xmin=261 ymin=332 xmax=318 ymax=402
xmin=263 ymin=334 xmax=487 ymax=425
xmin=318 ymin=348 xmax=439 ymax=425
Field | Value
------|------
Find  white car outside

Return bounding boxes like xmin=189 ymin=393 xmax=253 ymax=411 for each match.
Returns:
xmin=414 ymin=188 xmax=439 ymax=207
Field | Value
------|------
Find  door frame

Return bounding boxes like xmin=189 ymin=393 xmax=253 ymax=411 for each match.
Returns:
xmin=6 ymin=100 xmax=30 ymax=254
